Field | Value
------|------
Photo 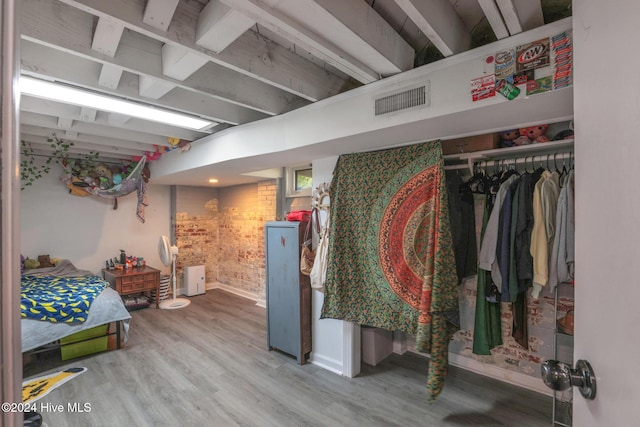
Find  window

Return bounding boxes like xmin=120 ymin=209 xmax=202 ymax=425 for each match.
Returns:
xmin=286 ymin=165 xmax=312 ymax=197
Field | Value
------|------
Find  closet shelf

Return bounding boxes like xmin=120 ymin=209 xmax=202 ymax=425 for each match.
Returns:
xmin=443 ymin=139 xmax=574 ymax=172
xmin=444 ymin=139 xmax=573 ymax=161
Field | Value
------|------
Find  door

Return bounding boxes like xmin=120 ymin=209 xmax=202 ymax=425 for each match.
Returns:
xmin=573 ymin=1 xmax=640 ymax=424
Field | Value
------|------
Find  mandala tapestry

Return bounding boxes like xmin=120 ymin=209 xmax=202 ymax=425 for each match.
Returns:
xmin=320 ymin=141 xmax=459 ymax=401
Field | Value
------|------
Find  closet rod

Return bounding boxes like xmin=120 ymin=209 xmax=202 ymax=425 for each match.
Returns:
xmin=443 ymin=163 xmax=469 ymax=171
xmin=474 ymin=151 xmax=573 ymax=171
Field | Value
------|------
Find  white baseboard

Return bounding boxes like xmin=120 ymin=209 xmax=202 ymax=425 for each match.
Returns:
xmin=207 ymin=282 xmax=262 ymax=304
xmin=448 ymin=353 xmax=552 ymax=397
xmin=310 ymin=353 xmax=343 ymax=376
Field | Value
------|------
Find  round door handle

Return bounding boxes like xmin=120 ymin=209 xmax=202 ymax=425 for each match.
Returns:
xmin=541 ymin=359 xmax=596 ymax=400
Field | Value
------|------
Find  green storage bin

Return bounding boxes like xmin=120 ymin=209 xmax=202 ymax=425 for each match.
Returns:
xmin=60 ymin=325 xmax=108 ymax=360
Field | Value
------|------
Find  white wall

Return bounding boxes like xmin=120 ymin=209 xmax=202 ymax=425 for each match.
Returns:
xmin=20 ymin=161 xmax=171 ymax=275
xmin=310 ymin=156 xmax=360 ymax=376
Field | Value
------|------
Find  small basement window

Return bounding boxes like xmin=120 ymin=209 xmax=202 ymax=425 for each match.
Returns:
xmin=286 ymin=165 xmax=312 ymax=197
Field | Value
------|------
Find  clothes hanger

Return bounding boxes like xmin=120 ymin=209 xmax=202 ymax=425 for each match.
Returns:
xmin=464 ymin=163 xmax=487 ymax=194
xmin=560 ymin=154 xmax=570 ymax=179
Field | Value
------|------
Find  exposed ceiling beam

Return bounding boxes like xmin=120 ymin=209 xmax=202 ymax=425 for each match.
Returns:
xmin=54 ymin=0 xmax=349 ymax=102
xmin=21 ymin=124 xmax=158 ymax=151
xmin=91 ymin=16 xmax=124 ymax=57
xmin=393 ymin=0 xmax=470 ymax=57
xmin=512 ymin=0 xmax=544 ymax=32
xmin=20 ymin=132 xmax=149 ymax=158
xmin=20 ymin=1 xmax=298 ymax=116
xmin=161 ymin=44 xmax=209 ymax=81
xmin=107 ymin=113 xmax=131 ymax=126
xmin=21 ymin=97 xmax=205 ymax=140
xmin=57 ymin=117 xmax=73 ymax=129
xmin=220 ymin=0 xmax=380 ymax=83
xmin=138 ymin=75 xmax=175 ymax=99
xmin=143 ymin=0 xmax=180 ymax=32
xmin=98 ymin=64 xmax=124 ymax=89
xmin=495 ymin=0 xmax=522 ymax=35
xmin=311 ymin=0 xmax=414 ymax=73
xmin=21 ymin=112 xmax=164 ymax=147
xmin=196 ymin=0 xmax=255 ymax=53
xmin=477 ymin=0 xmax=509 ymax=39
xmin=20 ymin=40 xmax=269 ymax=125
xmin=80 ymin=107 xmax=97 ymax=122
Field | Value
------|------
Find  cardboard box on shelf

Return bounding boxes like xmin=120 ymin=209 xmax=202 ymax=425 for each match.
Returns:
xmin=441 ymin=133 xmax=500 ymax=155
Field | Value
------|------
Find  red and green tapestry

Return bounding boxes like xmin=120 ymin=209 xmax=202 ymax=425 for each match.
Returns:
xmin=320 ymin=141 xmax=459 ymax=401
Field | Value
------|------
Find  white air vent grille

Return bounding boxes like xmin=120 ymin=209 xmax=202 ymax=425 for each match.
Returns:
xmin=375 ymin=85 xmax=429 ymax=116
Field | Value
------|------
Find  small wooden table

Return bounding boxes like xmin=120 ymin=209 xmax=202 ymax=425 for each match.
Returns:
xmin=102 ymin=266 xmax=161 ymax=309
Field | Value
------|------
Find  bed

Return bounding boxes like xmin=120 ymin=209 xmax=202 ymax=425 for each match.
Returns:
xmin=21 ymin=260 xmax=131 ymax=354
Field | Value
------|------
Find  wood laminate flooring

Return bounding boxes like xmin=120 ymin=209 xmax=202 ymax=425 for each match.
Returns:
xmin=23 ymin=290 xmax=555 ymax=427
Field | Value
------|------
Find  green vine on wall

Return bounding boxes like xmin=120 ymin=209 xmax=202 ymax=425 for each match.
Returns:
xmin=20 ymin=134 xmax=99 ymax=190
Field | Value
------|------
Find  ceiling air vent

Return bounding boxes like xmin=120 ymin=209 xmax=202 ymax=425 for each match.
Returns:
xmin=374 ymin=83 xmax=430 ymax=116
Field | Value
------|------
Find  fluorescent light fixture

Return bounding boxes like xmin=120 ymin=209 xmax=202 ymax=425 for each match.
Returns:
xmin=20 ymin=76 xmax=214 ymax=131
xmin=208 ymin=178 xmax=219 ymax=183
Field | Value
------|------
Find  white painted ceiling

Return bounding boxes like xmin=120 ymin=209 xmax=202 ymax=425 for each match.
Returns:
xmin=19 ymin=0 xmax=571 ymax=187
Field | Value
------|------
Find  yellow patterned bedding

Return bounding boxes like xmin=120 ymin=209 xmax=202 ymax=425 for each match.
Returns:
xmin=21 ymin=274 xmax=108 ymax=323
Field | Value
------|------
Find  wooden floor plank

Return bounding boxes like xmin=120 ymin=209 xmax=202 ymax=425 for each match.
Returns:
xmin=23 ymin=289 xmax=553 ymax=426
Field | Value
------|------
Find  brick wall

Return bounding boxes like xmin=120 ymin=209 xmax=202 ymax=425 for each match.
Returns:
xmin=175 ymin=191 xmax=219 ymax=283
xmin=175 ymin=181 xmax=308 ymax=301
xmin=216 ymin=180 xmax=278 ymax=300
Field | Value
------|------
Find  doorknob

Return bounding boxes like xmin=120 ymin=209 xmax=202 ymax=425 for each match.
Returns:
xmin=541 ymin=359 xmax=597 ymax=400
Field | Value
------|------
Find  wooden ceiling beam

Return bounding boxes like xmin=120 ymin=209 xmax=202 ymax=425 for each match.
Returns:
xmin=495 ymin=0 xmax=522 ymax=35
xmin=21 ymin=1 xmax=298 ymax=116
xmin=54 ymin=0 xmax=348 ymax=101
xmin=80 ymin=107 xmax=97 ymax=122
xmin=512 ymin=0 xmax=544 ymax=32
xmin=477 ymin=0 xmax=509 ymax=39
xmin=20 ymin=132 xmax=152 ymax=158
xmin=91 ymin=16 xmax=124 ymax=57
xmin=393 ymin=0 xmax=470 ymax=57
xmin=220 ymin=0 xmax=381 ymax=83
xmin=20 ymin=40 xmax=270 ymax=125
xmin=143 ymin=0 xmax=180 ymax=32
xmin=98 ymin=64 xmax=124 ymax=90
xmin=196 ymin=0 xmax=255 ymax=53
xmin=138 ymin=75 xmax=175 ymax=99
xmin=302 ymin=0 xmax=414 ymax=74
xmin=161 ymin=44 xmax=209 ymax=81
xmin=21 ymin=123 xmax=160 ymax=150
xmin=57 ymin=117 xmax=73 ymax=129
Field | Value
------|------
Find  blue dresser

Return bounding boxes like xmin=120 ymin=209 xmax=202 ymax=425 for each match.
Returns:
xmin=265 ymin=221 xmax=312 ymax=364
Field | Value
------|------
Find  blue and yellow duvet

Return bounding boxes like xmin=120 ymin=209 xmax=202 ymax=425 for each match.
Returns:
xmin=21 ymin=275 xmax=108 ymax=323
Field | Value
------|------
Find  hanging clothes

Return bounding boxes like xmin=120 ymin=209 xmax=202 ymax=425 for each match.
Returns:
xmin=445 ymin=170 xmax=478 ymax=283
xmin=531 ymin=171 xmax=560 ymax=298
xmin=472 ymin=186 xmax=503 ymax=355
xmin=497 ymin=176 xmax=517 ymax=302
xmin=510 ymin=170 xmax=540 ymax=349
xmin=473 ymin=152 xmax=572 ymax=353
xmin=478 ymin=174 xmax=519 ymax=297
xmin=549 ymin=170 xmax=575 ymax=289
